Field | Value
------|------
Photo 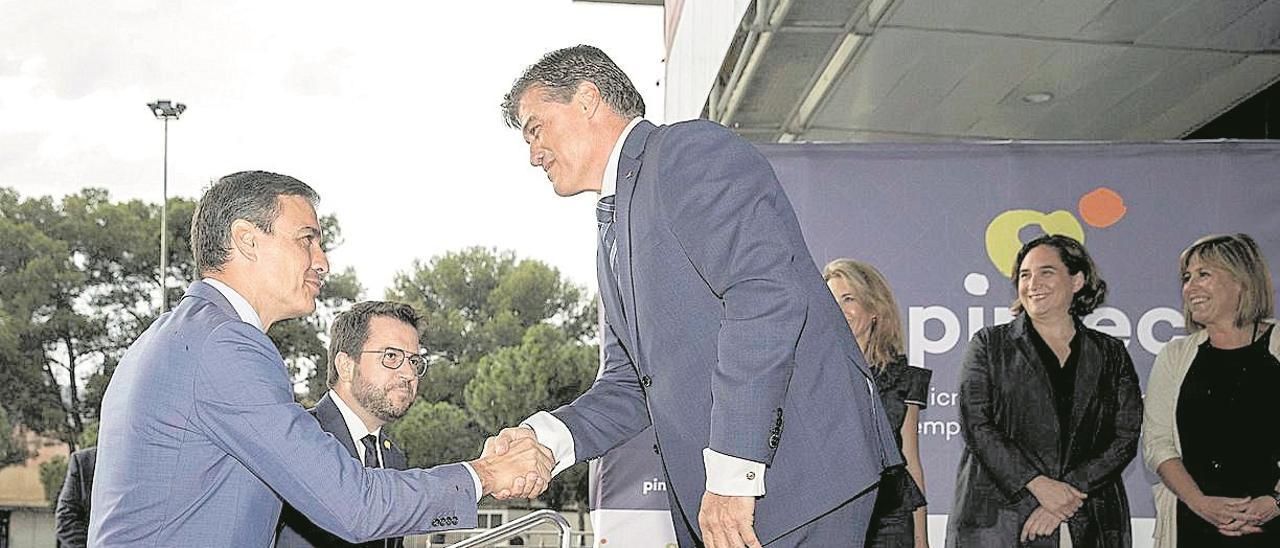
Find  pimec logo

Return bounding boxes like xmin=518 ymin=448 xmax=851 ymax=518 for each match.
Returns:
xmin=984 ymin=187 xmax=1127 ymax=276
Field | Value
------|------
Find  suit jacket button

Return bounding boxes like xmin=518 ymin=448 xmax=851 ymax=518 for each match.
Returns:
xmin=640 ymin=375 xmax=652 ymax=387
xmin=653 ymin=444 xmax=660 ymax=455
xmin=769 ymin=434 xmax=780 ymax=448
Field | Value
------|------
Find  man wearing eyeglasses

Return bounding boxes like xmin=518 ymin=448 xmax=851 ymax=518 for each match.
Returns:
xmin=276 ymin=301 xmax=430 ymax=548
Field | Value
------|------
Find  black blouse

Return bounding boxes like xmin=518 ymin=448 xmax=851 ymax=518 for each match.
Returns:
xmin=871 ymin=355 xmax=932 ymax=515
xmin=1175 ymin=325 xmax=1280 ymax=546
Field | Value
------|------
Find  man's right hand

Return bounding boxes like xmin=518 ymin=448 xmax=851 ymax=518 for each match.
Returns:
xmin=470 ymin=429 xmax=554 ymax=500
xmin=1026 ymin=476 xmax=1086 ymax=520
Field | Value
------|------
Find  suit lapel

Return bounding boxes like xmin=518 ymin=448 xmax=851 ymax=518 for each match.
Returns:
xmin=313 ymin=394 xmax=359 ymax=460
xmin=381 ymin=433 xmax=409 ymax=470
xmin=1010 ymin=316 xmax=1055 ymax=405
xmin=614 ymin=120 xmax=656 ymax=355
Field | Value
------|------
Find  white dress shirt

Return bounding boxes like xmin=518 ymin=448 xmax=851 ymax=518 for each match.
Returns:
xmin=522 ymin=117 xmax=768 ymax=497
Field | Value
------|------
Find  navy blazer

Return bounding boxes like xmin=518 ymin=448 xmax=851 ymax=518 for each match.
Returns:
xmin=276 ymin=393 xmax=410 ymax=548
xmin=90 ymin=281 xmax=475 ymax=547
xmin=55 ymin=446 xmax=97 ymax=548
xmin=552 ymin=120 xmax=901 ymax=543
xmin=948 ymin=315 xmax=1142 ymax=547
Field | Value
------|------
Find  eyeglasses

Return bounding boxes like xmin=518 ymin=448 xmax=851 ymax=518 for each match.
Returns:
xmin=359 ymin=347 xmax=428 ymax=377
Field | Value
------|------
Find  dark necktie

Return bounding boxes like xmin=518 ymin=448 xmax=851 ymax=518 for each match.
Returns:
xmin=360 ymin=434 xmax=380 ymax=468
xmin=597 ymin=195 xmax=625 ymax=318
xmin=359 ymin=435 xmax=393 ymax=547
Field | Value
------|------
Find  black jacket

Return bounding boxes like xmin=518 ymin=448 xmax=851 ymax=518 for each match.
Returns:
xmin=275 ymin=393 xmax=410 ymax=548
xmin=56 ymin=446 xmax=98 ymax=548
xmin=947 ymin=315 xmax=1142 ymax=547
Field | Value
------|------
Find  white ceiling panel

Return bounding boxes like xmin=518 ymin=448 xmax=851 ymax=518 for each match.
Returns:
xmin=710 ymin=0 xmax=1280 ymax=142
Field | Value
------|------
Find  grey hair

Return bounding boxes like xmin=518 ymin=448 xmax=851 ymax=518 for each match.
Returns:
xmin=189 ymin=170 xmax=319 ymax=275
xmin=501 ymin=44 xmax=645 ymax=129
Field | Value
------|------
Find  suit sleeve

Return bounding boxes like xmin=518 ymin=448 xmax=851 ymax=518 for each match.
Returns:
xmin=958 ymin=329 xmax=1042 ymax=498
xmin=551 ymin=317 xmax=651 ymax=461
xmin=193 ymin=321 xmax=477 ymax=542
xmin=655 ymin=123 xmax=802 ymax=465
xmin=55 ymin=452 xmax=89 ymax=548
xmin=1063 ymin=339 xmax=1143 ymax=492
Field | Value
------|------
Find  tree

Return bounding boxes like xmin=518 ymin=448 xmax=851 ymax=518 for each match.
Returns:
xmin=0 ymin=187 xmax=361 ymax=453
xmin=39 ymin=455 xmax=67 ymax=508
xmin=388 ymin=401 xmax=484 ymax=469
xmin=464 ymin=325 xmax=598 ymax=434
xmin=387 ymin=248 xmax=596 ymax=406
xmin=0 ymin=407 xmax=30 ymax=468
xmin=387 ymin=247 xmax=599 ymax=509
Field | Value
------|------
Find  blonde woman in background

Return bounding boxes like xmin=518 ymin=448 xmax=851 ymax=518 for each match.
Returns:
xmin=1143 ymin=233 xmax=1280 ymax=547
xmin=825 ymin=259 xmax=931 ymax=548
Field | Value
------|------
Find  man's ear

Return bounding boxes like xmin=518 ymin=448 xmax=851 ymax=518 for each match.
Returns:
xmin=334 ymin=352 xmax=356 ymax=383
xmin=229 ymin=219 xmax=259 ymax=262
xmin=576 ymin=81 xmax=602 ymax=118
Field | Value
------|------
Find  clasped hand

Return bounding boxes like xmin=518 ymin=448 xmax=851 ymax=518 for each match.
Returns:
xmin=469 ymin=427 xmax=555 ymax=500
xmin=1021 ymin=476 xmax=1087 ymax=543
xmin=1197 ymin=495 xmax=1279 ymax=537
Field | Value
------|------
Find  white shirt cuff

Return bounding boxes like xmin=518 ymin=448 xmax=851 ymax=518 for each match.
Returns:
xmin=459 ymin=461 xmax=483 ymax=502
xmin=703 ymin=448 xmax=766 ymax=497
xmin=522 ymin=411 xmax=576 ymax=477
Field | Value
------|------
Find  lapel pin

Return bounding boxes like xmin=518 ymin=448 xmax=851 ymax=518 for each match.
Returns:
xmin=624 ymin=170 xmax=634 ymax=179
xmin=383 ymin=439 xmax=391 ymax=449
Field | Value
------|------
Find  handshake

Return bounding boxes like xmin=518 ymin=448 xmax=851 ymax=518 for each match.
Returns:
xmin=468 ymin=427 xmax=557 ymax=500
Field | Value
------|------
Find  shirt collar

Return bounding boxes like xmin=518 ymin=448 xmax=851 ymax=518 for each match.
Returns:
xmin=599 ymin=117 xmax=643 ymax=199
xmin=328 ymin=390 xmax=381 ymax=459
xmin=202 ymin=278 xmax=265 ymax=333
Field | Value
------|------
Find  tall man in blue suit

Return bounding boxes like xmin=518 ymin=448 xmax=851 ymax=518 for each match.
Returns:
xmin=277 ymin=301 xmax=432 ymax=548
xmin=90 ymin=171 xmax=554 ymax=547
xmin=490 ymin=46 xmax=902 ymax=547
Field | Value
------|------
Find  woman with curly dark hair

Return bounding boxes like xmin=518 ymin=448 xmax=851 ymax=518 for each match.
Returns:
xmin=948 ymin=234 xmax=1142 ymax=547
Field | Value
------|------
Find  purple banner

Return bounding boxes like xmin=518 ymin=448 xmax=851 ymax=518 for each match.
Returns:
xmin=588 ymin=140 xmax=1280 ymax=526
xmin=761 ymin=140 xmax=1280 ymax=517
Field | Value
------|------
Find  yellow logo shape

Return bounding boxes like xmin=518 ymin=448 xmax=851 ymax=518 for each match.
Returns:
xmin=985 ymin=210 xmax=1085 ymax=277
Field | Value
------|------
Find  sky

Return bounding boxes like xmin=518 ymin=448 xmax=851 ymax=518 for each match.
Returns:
xmin=0 ymin=0 xmax=667 ymax=298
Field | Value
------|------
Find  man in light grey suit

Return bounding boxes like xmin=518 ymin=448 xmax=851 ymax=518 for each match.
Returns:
xmin=90 ymin=171 xmax=553 ymax=547
xmin=277 ymin=301 xmax=431 ymax=548
xmin=489 ymin=46 xmax=902 ymax=547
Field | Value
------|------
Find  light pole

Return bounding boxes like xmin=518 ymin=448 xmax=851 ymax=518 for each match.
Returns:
xmin=147 ymin=99 xmax=186 ymax=313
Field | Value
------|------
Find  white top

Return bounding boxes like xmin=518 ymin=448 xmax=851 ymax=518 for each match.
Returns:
xmin=525 ymin=116 xmax=767 ymax=498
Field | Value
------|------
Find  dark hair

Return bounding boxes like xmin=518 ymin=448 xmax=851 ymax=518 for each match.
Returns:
xmin=326 ymin=301 xmax=421 ymax=387
xmin=189 ymin=171 xmax=319 ymax=275
xmin=1179 ymin=233 xmax=1275 ymax=332
xmin=1010 ymin=234 xmax=1108 ymax=317
xmin=501 ymin=44 xmax=645 ymax=129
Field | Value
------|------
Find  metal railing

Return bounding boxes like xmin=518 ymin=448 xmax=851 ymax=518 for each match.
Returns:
xmin=445 ymin=509 xmax=573 ymax=548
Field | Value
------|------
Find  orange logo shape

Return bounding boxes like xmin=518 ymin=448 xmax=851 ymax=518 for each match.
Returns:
xmin=1078 ymin=187 xmax=1126 ymax=228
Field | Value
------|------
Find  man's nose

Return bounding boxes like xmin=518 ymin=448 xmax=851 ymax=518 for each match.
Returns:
xmin=313 ymin=247 xmax=330 ymax=275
